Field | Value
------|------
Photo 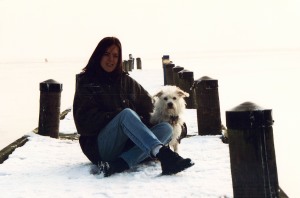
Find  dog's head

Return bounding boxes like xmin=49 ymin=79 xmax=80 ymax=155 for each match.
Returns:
xmin=153 ymin=86 xmax=189 ymax=115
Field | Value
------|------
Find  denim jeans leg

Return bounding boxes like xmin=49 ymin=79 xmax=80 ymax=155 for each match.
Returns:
xmin=120 ymin=122 xmax=173 ymax=167
xmin=97 ymin=108 xmax=171 ymax=163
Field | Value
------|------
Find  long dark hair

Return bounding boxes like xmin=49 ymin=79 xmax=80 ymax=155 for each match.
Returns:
xmin=82 ymin=37 xmax=123 ymax=74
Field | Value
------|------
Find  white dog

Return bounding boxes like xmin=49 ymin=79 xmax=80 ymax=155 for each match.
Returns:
xmin=150 ymin=86 xmax=189 ymax=153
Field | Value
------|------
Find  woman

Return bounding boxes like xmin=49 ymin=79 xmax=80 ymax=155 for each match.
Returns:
xmin=73 ymin=37 xmax=194 ymax=177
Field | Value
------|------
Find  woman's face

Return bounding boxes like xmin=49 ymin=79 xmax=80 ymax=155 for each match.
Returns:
xmin=100 ymin=44 xmax=119 ymax=73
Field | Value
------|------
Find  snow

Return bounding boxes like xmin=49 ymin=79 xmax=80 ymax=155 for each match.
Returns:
xmin=0 ymin=68 xmax=233 ymax=197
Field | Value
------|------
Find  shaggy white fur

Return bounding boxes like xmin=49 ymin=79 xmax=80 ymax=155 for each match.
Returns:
xmin=150 ymin=85 xmax=189 ymax=153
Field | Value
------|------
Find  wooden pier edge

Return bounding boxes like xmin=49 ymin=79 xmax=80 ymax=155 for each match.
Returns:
xmin=0 ymin=107 xmax=76 ymax=164
xmin=0 ymin=135 xmax=29 ymax=164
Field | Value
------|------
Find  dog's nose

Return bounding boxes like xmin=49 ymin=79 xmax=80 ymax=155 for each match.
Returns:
xmin=167 ymin=102 xmax=173 ymax=108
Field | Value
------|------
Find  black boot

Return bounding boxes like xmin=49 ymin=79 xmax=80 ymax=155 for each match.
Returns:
xmin=97 ymin=157 xmax=129 ymax=177
xmin=156 ymin=146 xmax=194 ymax=175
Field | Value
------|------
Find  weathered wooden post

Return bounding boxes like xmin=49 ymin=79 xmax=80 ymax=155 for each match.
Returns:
xmin=122 ymin=60 xmax=126 ymax=71
xmin=124 ymin=60 xmax=129 ymax=72
xmin=162 ymin=55 xmax=170 ymax=85
xmin=129 ymin=54 xmax=134 ymax=70
xmin=193 ymin=76 xmax=222 ymax=135
xmin=136 ymin=57 xmax=142 ymax=69
xmin=172 ymin=66 xmax=184 ymax=87
xmin=226 ymin=102 xmax=280 ymax=198
xmin=165 ymin=63 xmax=175 ymax=85
xmin=178 ymin=70 xmax=195 ymax=109
xmin=38 ymin=79 xmax=63 ymax=138
xmin=128 ymin=59 xmax=133 ymax=71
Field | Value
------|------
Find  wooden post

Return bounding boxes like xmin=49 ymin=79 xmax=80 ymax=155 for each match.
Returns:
xmin=226 ymin=102 xmax=280 ymax=198
xmin=162 ymin=55 xmax=170 ymax=85
xmin=172 ymin=66 xmax=184 ymax=87
xmin=132 ymin=58 xmax=135 ymax=69
xmin=165 ymin=63 xmax=175 ymax=85
xmin=38 ymin=79 xmax=62 ymax=138
xmin=193 ymin=76 xmax=222 ymax=135
xmin=124 ymin=60 xmax=129 ymax=72
xmin=122 ymin=60 xmax=126 ymax=71
xmin=136 ymin=57 xmax=142 ymax=69
xmin=178 ymin=70 xmax=195 ymax=109
xmin=129 ymin=54 xmax=134 ymax=70
xmin=128 ymin=59 xmax=133 ymax=71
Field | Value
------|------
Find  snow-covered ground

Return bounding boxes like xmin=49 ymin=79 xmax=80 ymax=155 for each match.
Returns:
xmin=0 ymin=69 xmax=233 ymax=198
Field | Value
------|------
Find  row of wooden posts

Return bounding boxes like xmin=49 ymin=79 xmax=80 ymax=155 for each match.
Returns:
xmin=163 ymin=58 xmax=223 ymax=136
xmin=122 ymin=56 xmax=142 ymax=72
xmin=161 ymin=55 xmax=286 ymax=198
xmin=37 ymin=55 xmax=286 ymax=198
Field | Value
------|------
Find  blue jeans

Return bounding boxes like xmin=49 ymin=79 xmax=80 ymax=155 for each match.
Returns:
xmin=97 ymin=108 xmax=172 ymax=168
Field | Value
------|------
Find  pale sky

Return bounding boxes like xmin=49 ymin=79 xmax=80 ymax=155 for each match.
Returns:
xmin=1 ymin=0 xmax=300 ymax=61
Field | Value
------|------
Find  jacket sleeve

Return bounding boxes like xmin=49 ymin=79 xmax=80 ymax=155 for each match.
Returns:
xmin=73 ymin=81 xmax=119 ymax=136
xmin=137 ymin=87 xmax=154 ymax=127
xmin=127 ymin=77 xmax=154 ymax=127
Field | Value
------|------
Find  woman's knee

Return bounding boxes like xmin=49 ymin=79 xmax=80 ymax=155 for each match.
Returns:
xmin=160 ymin=122 xmax=173 ymax=134
xmin=120 ymin=108 xmax=136 ymax=116
xmin=152 ymin=122 xmax=173 ymax=141
xmin=119 ymin=108 xmax=140 ymax=120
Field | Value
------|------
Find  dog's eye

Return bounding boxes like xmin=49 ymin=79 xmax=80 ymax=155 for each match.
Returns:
xmin=164 ymin=97 xmax=168 ymax=101
xmin=173 ymin=97 xmax=177 ymax=100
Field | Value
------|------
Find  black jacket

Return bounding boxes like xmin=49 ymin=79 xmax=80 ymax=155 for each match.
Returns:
xmin=73 ymin=68 xmax=154 ymax=164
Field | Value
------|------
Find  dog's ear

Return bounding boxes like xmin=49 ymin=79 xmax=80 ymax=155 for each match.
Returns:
xmin=153 ymin=91 xmax=163 ymax=98
xmin=177 ymin=90 xmax=190 ymax=98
